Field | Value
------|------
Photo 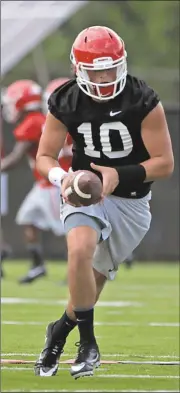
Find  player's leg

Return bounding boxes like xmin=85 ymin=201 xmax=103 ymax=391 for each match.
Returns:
xmin=1 ymin=174 xmax=11 ymax=278
xmin=35 ymin=197 xmax=113 ymax=378
xmin=34 ymin=210 xmax=106 ymax=377
xmin=66 ymin=267 xmax=107 ymax=318
xmin=34 ymin=266 xmax=107 ymax=377
xmin=0 ymin=228 xmax=12 ymax=278
xmin=20 ymin=185 xmax=65 ymax=285
xmin=66 ymin=225 xmax=102 ymax=379
xmin=36 ymin=225 xmax=100 ymax=378
xmin=16 ymin=183 xmax=61 ymax=284
xmin=18 ymin=224 xmax=46 ymax=284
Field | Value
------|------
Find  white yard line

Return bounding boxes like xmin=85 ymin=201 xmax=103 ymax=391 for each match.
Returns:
xmin=107 ymin=310 xmax=179 ymax=315
xmin=2 ymin=320 xmax=179 ymax=327
xmin=114 ymin=284 xmax=179 ymax=291
xmin=1 ymin=298 xmax=142 ymax=307
xmin=2 ymin=353 xmax=179 ymax=359
xmin=1 ymin=368 xmax=179 ymax=379
xmin=149 ymin=322 xmax=179 ymax=327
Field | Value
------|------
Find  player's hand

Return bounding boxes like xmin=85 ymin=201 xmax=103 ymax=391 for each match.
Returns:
xmin=61 ymin=173 xmax=83 ymax=207
xmin=61 ymin=173 xmax=77 ymax=206
xmin=90 ymin=163 xmax=119 ymax=197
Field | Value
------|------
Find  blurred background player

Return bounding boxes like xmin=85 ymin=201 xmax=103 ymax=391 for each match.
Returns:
xmin=43 ymin=77 xmax=73 ymax=286
xmin=0 ymin=107 xmax=12 ymax=278
xmin=1 ymin=78 xmax=72 ymax=284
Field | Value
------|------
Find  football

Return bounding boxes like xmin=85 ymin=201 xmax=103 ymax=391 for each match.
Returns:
xmin=63 ymin=170 xmax=103 ymax=206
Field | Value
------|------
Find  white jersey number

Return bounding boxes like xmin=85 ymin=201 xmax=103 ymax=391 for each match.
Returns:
xmin=78 ymin=121 xmax=133 ymax=158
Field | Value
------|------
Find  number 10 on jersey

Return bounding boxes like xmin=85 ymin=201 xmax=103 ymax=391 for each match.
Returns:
xmin=78 ymin=121 xmax=133 ymax=159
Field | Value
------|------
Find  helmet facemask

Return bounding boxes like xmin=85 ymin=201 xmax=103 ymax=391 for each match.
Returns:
xmin=71 ymin=52 xmax=127 ymax=101
xmin=2 ymin=98 xmax=41 ymax=123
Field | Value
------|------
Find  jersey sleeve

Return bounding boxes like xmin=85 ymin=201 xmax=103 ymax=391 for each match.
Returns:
xmin=13 ymin=114 xmax=44 ymax=142
xmin=48 ymin=89 xmax=62 ymax=121
xmin=138 ymin=79 xmax=160 ymax=122
xmin=48 ymin=78 xmax=78 ymax=123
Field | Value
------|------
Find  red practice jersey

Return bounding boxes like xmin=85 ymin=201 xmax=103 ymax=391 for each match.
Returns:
xmin=14 ymin=112 xmax=73 ymax=186
xmin=13 ymin=112 xmax=51 ymax=187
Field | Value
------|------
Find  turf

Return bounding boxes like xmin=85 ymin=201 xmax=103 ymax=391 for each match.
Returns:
xmin=1 ymin=260 xmax=179 ymax=392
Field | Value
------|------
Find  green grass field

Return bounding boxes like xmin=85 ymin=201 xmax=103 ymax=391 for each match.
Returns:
xmin=1 ymin=260 xmax=179 ymax=392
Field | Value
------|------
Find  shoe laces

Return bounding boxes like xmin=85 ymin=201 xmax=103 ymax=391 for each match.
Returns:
xmin=42 ymin=339 xmax=64 ymax=360
xmin=40 ymin=343 xmax=64 ymax=367
xmin=50 ymin=343 xmax=64 ymax=356
xmin=75 ymin=341 xmax=90 ymax=362
xmin=75 ymin=341 xmax=87 ymax=352
xmin=47 ymin=323 xmax=65 ymax=356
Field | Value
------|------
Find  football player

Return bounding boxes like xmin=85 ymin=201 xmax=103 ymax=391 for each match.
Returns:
xmin=42 ymin=78 xmax=73 ymax=286
xmin=1 ymin=78 xmax=72 ymax=284
xmin=35 ymin=26 xmax=174 ymax=378
xmin=0 ymin=109 xmax=12 ymax=277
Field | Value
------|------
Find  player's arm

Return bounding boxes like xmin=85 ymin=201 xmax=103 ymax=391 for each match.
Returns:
xmin=140 ymin=102 xmax=174 ymax=181
xmin=1 ymin=141 xmax=32 ymax=172
xmin=36 ymin=112 xmax=69 ymax=186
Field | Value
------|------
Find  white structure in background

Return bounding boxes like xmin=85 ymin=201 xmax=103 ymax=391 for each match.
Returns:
xmin=1 ymin=0 xmax=88 ymax=77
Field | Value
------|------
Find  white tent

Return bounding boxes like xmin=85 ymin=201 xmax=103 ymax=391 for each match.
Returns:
xmin=1 ymin=0 xmax=88 ymax=76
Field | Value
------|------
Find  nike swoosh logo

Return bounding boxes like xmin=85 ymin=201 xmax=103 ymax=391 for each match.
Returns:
xmin=65 ymin=321 xmax=71 ymax=326
xmin=110 ymin=110 xmax=122 ymax=116
xmin=40 ymin=364 xmax=58 ymax=376
xmin=71 ymin=362 xmax=86 ymax=372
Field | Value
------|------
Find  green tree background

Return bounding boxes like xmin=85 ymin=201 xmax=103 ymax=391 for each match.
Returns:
xmin=2 ymin=1 xmax=179 ymax=105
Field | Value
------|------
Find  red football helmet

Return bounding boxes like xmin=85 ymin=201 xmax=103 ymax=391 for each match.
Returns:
xmin=2 ymin=80 xmax=42 ymax=124
xmin=70 ymin=26 xmax=127 ymax=101
xmin=43 ymin=78 xmax=69 ymax=113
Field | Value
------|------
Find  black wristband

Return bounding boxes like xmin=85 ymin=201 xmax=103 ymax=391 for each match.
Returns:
xmin=114 ymin=164 xmax=146 ymax=188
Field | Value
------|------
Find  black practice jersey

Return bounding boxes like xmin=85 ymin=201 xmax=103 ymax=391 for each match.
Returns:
xmin=48 ymin=75 xmax=160 ymax=198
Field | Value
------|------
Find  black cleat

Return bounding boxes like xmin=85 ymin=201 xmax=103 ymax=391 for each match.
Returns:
xmin=70 ymin=341 xmax=101 ymax=379
xmin=18 ymin=266 xmax=47 ymax=284
xmin=34 ymin=322 xmax=65 ymax=377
